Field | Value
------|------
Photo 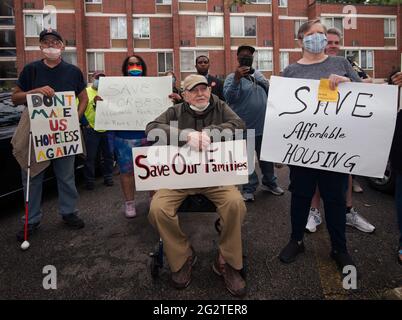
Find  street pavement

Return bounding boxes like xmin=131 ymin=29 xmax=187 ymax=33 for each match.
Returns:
xmin=0 ymin=167 xmax=401 ymax=300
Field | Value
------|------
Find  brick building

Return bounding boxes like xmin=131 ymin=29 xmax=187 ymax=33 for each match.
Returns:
xmin=1 ymin=0 xmax=401 ymax=91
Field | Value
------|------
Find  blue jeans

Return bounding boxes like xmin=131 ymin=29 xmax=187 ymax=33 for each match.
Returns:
xmin=83 ymin=127 xmax=114 ymax=183
xmin=21 ymin=156 xmax=79 ymax=225
xmin=288 ymin=166 xmax=349 ymax=253
xmin=243 ymin=135 xmax=278 ymax=193
xmin=396 ymin=173 xmax=402 ymax=247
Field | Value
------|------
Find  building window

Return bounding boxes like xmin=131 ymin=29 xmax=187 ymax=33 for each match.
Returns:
xmin=62 ymin=52 xmax=77 ymax=66
xmin=0 ymin=0 xmax=15 ymax=26
xmin=249 ymin=0 xmax=271 ymax=3
xmin=156 ymin=0 xmax=172 ymax=4
xmin=158 ymin=52 xmax=173 ymax=75
xmin=322 ymin=17 xmax=343 ymax=35
xmin=254 ymin=50 xmax=272 ymax=71
xmin=85 ymin=0 xmax=102 ymax=3
xmin=133 ymin=18 xmax=150 ymax=39
xmin=230 ymin=17 xmax=256 ymax=37
xmin=180 ymin=50 xmax=208 ymax=72
xmin=0 ymin=29 xmax=16 ymax=57
xmin=110 ymin=17 xmax=127 ymax=39
xmin=87 ymin=52 xmax=105 ymax=75
xmin=384 ymin=18 xmax=396 ymax=38
xmin=24 ymin=13 xmax=56 ymax=37
xmin=196 ymin=16 xmax=223 ymax=37
xmin=345 ymin=50 xmax=373 ymax=70
xmin=178 ymin=0 xmax=206 ymax=2
xmin=294 ymin=20 xmax=304 ymax=39
xmin=279 ymin=0 xmax=287 ymax=7
xmin=280 ymin=52 xmax=289 ymax=71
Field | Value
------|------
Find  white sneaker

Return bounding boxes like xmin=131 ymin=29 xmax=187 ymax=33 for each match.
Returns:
xmin=346 ymin=208 xmax=375 ymax=233
xmin=352 ymin=180 xmax=363 ymax=193
xmin=305 ymin=208 xmax=322 ymax=233
xmin=124 ymin=201 xmax=137 ymax=218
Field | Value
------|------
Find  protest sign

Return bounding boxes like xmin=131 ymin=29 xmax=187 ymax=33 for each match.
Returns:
xmin=261 ymin=76 xmax=398 ymax=178
xmin=94 ymin=76 xmax=172 ymax=130
xmin=132 ymin=140 xmax=248 ymax=191
xmin=27 ymin=91 xmax=82 ymax=163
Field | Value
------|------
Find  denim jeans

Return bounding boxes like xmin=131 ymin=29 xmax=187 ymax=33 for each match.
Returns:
xmin=288 ymin=166 xmax=349 ymax=253
xmin=83 ymin=127 xmax=114 ymax=183
xmin=395 ymin=173 xmax=402 ymax=247
xmin=243 ymin=135 xmax=278 ymax=193
xmin=21 ymin=155 xmax=79 ymax=225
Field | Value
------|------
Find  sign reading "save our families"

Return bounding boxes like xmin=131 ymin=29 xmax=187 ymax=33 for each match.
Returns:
xmin=261 ymin=76 xmax=398 ymax=178
xmin=27 ymin=92 xmax=83 ymax=163
xmin=132 ymin=140 xmax=248 ymax=191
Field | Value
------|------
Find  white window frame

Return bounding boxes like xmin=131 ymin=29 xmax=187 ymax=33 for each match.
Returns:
xmin=384 ymin=18 xmax=396 ymax=39
xmin=279 ymin=0 xmax=287 ymax=8
xmin=87 ymin=52 xmax=105 ymax=75
xmin=294 ymin=20 xmax=303 ymax=40
xmin=345 ymin=50 xmax=374 ymax=70
xmin=110 ymin=17 xmax=127 ymax=40
xmin=180 ymin=50 xmax=208 ymax=72
xmin=85 ymin=0 xmax=102 ymax=3
xmin=254 ymin=50 xmax=273 ymax=71
xmin=24 ymin=14 xmax=43 ymax=37
xmin=249 ymin=0 xmax=271 ymax=3
xmin=195 ymin=16 xmax=223 ymax=38
xmin=322 ymin=16 xmax=343 ymax=36
xmin=157 ymin=52 xmax=173 ymax=75
xmin=230 ymin=16 xmax=257 ymax=38
xmin=280 ymin=52 xmax=289 ymax=72
xmin=156 ymin=0 xmax=172 ymax=4
xmin=178 ymin=0 xmax=207 ymax=2
xmin=133 ymin=17 xmax=150 ymax=39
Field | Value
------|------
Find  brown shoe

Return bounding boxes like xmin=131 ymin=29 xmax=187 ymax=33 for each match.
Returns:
xmin=171 ymin=248 xmax=197 ymax=289
xmin=212 ymin=256 xmax=246 ymax=297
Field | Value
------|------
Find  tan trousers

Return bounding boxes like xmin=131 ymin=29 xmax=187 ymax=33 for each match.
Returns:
xmin=148 ymin=186 xmax=246 ymax=272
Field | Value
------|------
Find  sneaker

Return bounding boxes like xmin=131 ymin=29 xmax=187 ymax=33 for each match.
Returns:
xmin=171 ymin=248 xmax=197 ymax=289
xmin=330 ymin=250 xmax=358 ymax=279
xmin=352 ymin=179 xmax=363 ymax=193
xmin=16 ymin=222 xmax=41 ymax=242
xmin=212 ymin=255 xmax=246 ymax=297
xmin=346 ymin=208 xmax=375 ymax=233
xmin=62 ymin=214 xmax=85 ymax=229
xmin=305 ymin=208 xmax=322 ymax=233
xmin=279 ymin=239 xmax=305 ymax=264
xmin=124 ymin=201 xmax=137 ymax=218
xmin=104 ymin=179 xmax=114 ymax=187
xmin=260 ymin=184 xmax=285 ymax=196
xmin=241 ymin=192 xmax=255 ymax=202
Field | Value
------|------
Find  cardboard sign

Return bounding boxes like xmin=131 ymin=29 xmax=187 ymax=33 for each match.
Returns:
xmin=132 ymin=140 xmax=249 ymax=191
xmin=94 ymin=76 xmax=172 ymax=130
xmin=261 ymin=76 xmax=398 ymax=178
xmin=27 ymin=91 xmax=83 ymax=162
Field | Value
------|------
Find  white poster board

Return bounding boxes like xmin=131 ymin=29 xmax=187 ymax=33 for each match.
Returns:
xmin=94 ymin=76 xmax=172 ymax=130
xmin=133 ymin=140 xmax=248 ymax=191
xmin=261 ymin=76 xmax=398 ymax=178
xmin=27 ymin=91 xmax=82 ymax=163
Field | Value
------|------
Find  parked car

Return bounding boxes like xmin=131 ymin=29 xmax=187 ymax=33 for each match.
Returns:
xmin=0 ymin=92 xmax=85 ymax=200
xmin=367 ymin=159 xmax=395 ymax=194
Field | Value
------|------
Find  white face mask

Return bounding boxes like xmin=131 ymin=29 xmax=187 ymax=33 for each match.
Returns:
xmin=189 ymin=103 xmax=209 ymax=112
xmin=42 ymin=47 xmax=61 ymax=60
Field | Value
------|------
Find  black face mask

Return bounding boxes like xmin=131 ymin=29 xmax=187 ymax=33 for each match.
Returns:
xmin=238 ymin=56 xmax=255 ymax=74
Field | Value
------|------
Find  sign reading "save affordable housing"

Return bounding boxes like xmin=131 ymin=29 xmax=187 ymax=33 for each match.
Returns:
xmin=261 ymin=76 xmax=398 ymax=178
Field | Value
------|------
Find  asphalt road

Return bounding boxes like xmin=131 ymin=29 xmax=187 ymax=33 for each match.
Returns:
xmin=0 ymin=167 xmax=401 ymax=300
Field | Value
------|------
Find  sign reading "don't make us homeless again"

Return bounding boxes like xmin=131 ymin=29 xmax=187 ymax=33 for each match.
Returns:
xmin=261 ymin=76 xmax=399 ymax=178
xmin=27 ymin=91 xmax=83 ymax=163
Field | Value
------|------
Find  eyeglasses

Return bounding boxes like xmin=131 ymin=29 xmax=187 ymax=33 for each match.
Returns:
xmin=328 ymin=41 xmax=340 ymax=45
xmin=128 ymin=62 xmax=142 ymax=66
xmin=41 ymin=39 xmax=62 ymax=47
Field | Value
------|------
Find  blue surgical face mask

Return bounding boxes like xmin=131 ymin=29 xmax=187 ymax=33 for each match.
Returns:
xmin=303 ymin=33 xmax=328 ymax=54
xmin=93 ymin=79 xmax=99 ymax=89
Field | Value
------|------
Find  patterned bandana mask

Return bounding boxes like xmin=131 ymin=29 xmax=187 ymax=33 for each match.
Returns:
xmin=128 ymin=64 xmax=143 ymax=76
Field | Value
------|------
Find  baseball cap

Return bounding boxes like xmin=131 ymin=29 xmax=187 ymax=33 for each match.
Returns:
xmin=237 ymin=45 xmax=255 ymax=55
xmin=183 ymin=74 xmax=208 ymax=91
xmin=39 ymin=28 xmax=63 ymax=42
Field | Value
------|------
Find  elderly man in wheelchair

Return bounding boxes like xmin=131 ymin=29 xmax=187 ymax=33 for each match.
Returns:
xmin=145 ymin=74 xmax=247 ymax=297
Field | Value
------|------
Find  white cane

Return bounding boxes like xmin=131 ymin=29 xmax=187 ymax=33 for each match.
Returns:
xmin=21 ymin=131 xmax=32 ymax=251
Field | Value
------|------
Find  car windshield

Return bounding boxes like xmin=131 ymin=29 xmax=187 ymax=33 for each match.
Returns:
xmin=0 ymin=92 xmax=24 ymax=139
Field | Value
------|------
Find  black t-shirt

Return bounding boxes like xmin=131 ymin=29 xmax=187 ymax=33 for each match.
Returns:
xmin=16 ymin=59 xmax=86 ymax=96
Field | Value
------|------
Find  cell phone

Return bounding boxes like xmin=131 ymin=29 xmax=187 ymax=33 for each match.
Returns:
xmin=239 ymin=56 xmax=255 ymax=74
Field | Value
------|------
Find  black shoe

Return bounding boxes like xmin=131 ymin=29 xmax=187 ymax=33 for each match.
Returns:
xmin=279 ymin=239 xmax=305 ymax=264
xmin=330 ymin=250 xmax=359 ymax=279
xmin=104 ymin=179 xmax=114 ymax=187
xmin=16 ymin=222 xmax=40 ymax=242
xmin=63 ymin=214 xmax=85 ymax=229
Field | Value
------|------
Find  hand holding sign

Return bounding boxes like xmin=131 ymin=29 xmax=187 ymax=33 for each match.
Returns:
xmin=187 ymin=131 xmax=211 ymax=151
xmin=28 ymin=86 xmax=55 ymax=97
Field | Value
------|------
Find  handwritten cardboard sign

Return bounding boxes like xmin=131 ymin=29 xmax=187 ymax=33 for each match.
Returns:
xmin=94 ymin=76 xmax=172 ymax=130
xmin=132 ymin=140 xmax=249 ymax=191
xmin=261 ymin=76 xmax=398 ymax=178
xmin=27 ymin=91 xmax=83 ymax=163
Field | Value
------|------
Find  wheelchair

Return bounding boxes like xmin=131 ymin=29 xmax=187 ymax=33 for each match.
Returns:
xmin=149 ymin=194 xmax=247 ymax=279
